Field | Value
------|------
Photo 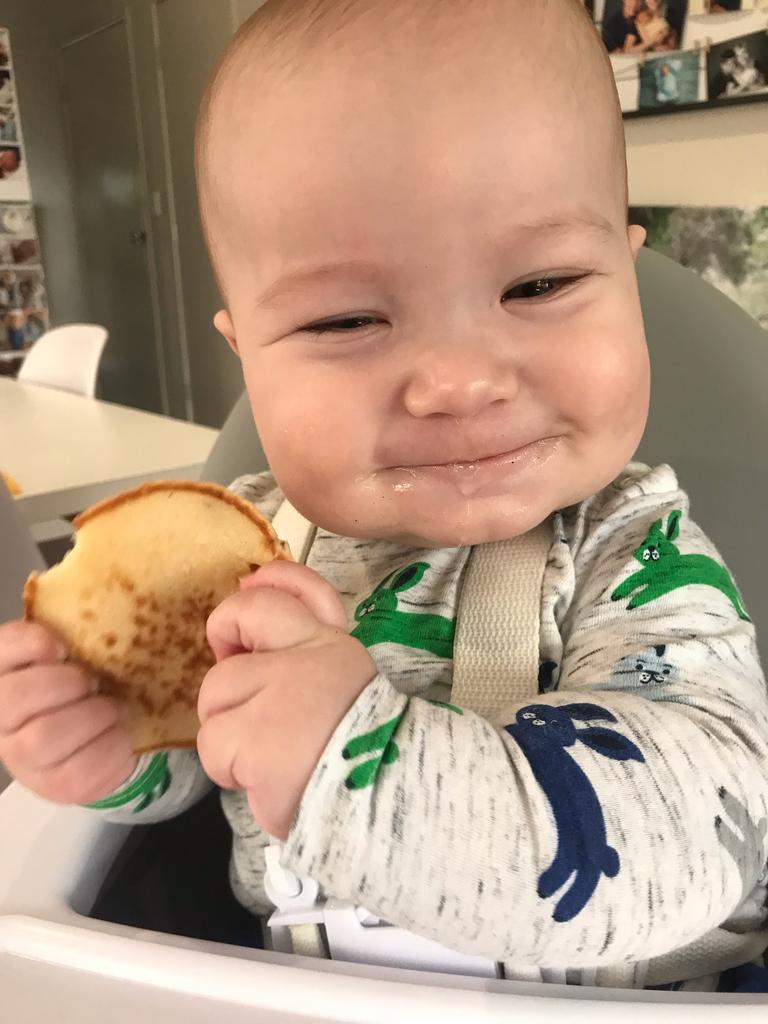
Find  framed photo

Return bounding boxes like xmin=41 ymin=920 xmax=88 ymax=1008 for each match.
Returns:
xmin=706 ymin=29 xmax=768 ymax=98
xmin=0 ymin=68 xmax=14 ymax=108
xmin=0 ymin=106 xmax=17 ymax=143
xmin=601 ymin=0 xmax=689 ymax=55
xmin=0 ymin=201 xmax=34 ymax=237
xmin=707 ymin=1 xmax=766 ymax=11
xmin=639 ymin=51 xmax=702 ymax=105
xmin=0 ymin=29 xmax=41 ymax=354
xmin=0 ymin=200 xmax=48 ymax=352
xmin=0 ymin=30 xmax=29 ymax=200
xmin=0 ymin=144 xmax=21 ymax=179
xmin=594 ymin=0 xmax=768 ymax=116
xmin=10 ymin=237 xmax=38 ymax=264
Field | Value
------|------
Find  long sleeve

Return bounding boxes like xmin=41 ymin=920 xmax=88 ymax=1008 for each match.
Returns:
xmin=281 ymin=464 xmax=768 ymax=970
xmin=85 ymin=748 xmax=214 ymax=825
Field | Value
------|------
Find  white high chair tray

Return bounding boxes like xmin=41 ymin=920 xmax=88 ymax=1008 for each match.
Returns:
xmin=0 ymin=783 xmax=764 ymax=1022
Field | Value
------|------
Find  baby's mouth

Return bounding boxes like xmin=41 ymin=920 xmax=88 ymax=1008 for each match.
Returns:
xmin=393 ymin=437 xmax=559 ymax=473
xmin=380 ymin=436 xmax=562 ymax=500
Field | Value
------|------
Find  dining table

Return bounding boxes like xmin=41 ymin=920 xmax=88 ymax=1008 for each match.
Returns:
xmin=0 ymin=377 xmax=220 ymax=524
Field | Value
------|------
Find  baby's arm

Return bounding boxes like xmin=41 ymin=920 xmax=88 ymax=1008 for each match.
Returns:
xmin=82 ymin=748 xmax=214 ymax=824
xmin=280 ymin=472 xmax=768 ymax=968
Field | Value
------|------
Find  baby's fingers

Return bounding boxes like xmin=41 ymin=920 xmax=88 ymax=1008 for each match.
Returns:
xmin=0 ymin=620 xmax=66 ymax=675
xmin=239 ymin=562 xmax=348 ymax=630
xmin=207 ymin=561 xmax=347 ymax=662
xmin=14 ymin=725 xmax=136 ymax=806
xmin=207 ymin=586 xmax=333 ymax=661
xmin=0 ymin=663 xmax=93 ymax=735
xmin=2 ymin=695 xmax=120 ymax=772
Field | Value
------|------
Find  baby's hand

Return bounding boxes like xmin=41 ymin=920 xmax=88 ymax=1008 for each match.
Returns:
xmin=0 ymin=621 xmax=137 ymax=804
xmin=198 ymin=562 xmax=377 ymax=839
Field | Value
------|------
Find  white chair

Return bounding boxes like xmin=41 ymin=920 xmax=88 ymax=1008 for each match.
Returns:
xmin=18 ymin=323 xmax=108 ymax=398
xmin=0 ymin=475 xmax=45 ymax=625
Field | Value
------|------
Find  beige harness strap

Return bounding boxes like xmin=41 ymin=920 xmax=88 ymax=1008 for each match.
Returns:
xmin=452 ymin=519 xmax=553 ymax=986
xmin=286 ymin=922 xmax=327 ymax=959
xmin=451 ymin=521 xmax=553 ymax=720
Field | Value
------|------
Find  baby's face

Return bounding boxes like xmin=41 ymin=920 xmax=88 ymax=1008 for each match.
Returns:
xmin=212 ymin=31 xmax=649 ymax=546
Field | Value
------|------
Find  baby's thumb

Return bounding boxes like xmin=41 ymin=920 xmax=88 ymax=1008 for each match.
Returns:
xmin=238 ymin=560 xmax=347 ymax=630
xmin=206 ymin=562 xmax=348 ymax=662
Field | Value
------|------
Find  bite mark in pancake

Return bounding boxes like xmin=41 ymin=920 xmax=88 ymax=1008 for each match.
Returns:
xmin=24 ymin=480 xmax=292 ymax=754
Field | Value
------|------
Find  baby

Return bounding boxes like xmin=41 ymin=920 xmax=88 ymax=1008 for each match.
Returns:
xmin=1 ymin=0 xmax=767 ymax=992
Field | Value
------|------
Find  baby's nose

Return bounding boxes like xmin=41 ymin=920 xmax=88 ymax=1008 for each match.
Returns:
xmin=403 ymin=352 xmax=518 ymax=419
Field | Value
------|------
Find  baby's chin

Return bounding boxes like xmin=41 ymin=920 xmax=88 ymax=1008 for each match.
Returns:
xmin=382 ymin=507 xmax=556 ymax=548
xmin=305 ymin=491 xmax=565 ymax=549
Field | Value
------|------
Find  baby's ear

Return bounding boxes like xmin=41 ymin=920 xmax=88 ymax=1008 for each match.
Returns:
xmin=213 ymin=309 xmax=239 ymax=357
xmin=627 ymin=223 xmax=646 ymax=260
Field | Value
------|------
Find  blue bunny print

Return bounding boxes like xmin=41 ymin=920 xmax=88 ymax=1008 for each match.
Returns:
xmin=504 ymin=703 xmax=645 ymax=923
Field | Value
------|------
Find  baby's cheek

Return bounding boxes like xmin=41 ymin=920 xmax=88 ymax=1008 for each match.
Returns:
xmin=261 ymin=410 xmax=371 ymax=530
xmin=564 ymin=320 xmax=649 ymax=437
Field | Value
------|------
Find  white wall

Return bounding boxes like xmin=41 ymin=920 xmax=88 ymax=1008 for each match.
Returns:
xmin=626 ymin=103 xmax=768 ymax=208
xmin=0 ymin=0 xmax=137 ymax=325
xmin=234 ymin=0 xmax=267 ymax=24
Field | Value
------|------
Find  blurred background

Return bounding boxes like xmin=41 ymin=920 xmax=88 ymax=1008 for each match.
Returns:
xmin=0 ymin=0 xmax=764 ymax=428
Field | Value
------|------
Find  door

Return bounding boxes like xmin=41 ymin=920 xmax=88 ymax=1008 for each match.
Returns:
xmin=60 ymin=20 xmax=165 ymax=413
xmin=152 ymin=0 xmax=244 ymax=427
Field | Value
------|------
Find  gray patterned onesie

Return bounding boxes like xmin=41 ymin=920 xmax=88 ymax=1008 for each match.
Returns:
xmin=87 ymin=462 xmax=768 ymax=990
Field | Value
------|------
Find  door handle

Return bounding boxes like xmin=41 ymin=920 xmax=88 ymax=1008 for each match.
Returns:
xmin=130 ymin=229 xmax=147 ymax=245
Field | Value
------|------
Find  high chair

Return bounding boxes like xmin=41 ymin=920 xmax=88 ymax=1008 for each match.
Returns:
xmin=1 ymin=249 xmax=766 ymax=1020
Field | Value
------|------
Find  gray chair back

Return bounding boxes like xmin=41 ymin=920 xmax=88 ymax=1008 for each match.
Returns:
xmin=0 ymin=478 xmax=45 ymax=625
xmin=0 ymin=480 xmax=44 ymax=792
xmin=204 ymin=388 xmax=268 ymax=487
xmin=203 ymin=247 xmax=768 ymax=649
xmin=633 ymin=248 xmax=767 ymax=649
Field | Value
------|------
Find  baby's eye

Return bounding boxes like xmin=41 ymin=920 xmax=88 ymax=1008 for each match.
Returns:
xmin=302 ymin=315 xmax=382 ymax=336
xmin=502 ymin=275 xmax=585 ymax=302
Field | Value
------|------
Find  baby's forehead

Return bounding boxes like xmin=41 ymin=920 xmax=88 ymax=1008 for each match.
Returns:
xmin=198 ymin=0 xmax=625 ymax=269
xmin=203 ymin=1 xmax=616 ymax=157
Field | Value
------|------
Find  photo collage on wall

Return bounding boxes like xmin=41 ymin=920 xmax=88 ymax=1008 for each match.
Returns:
xmin=0 ymin=29 xmax=29 ymax=199
xmin=587 ymin=0 xmax=768 ymax=114
xmin=0 ymin=202 xmax=48 ymax=350
xmin=0 ymin=28 xmax=48 ymax=358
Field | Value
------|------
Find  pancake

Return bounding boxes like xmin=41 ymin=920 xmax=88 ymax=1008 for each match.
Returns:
xmin=24 ymin=481 xmax=291 ymax=754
